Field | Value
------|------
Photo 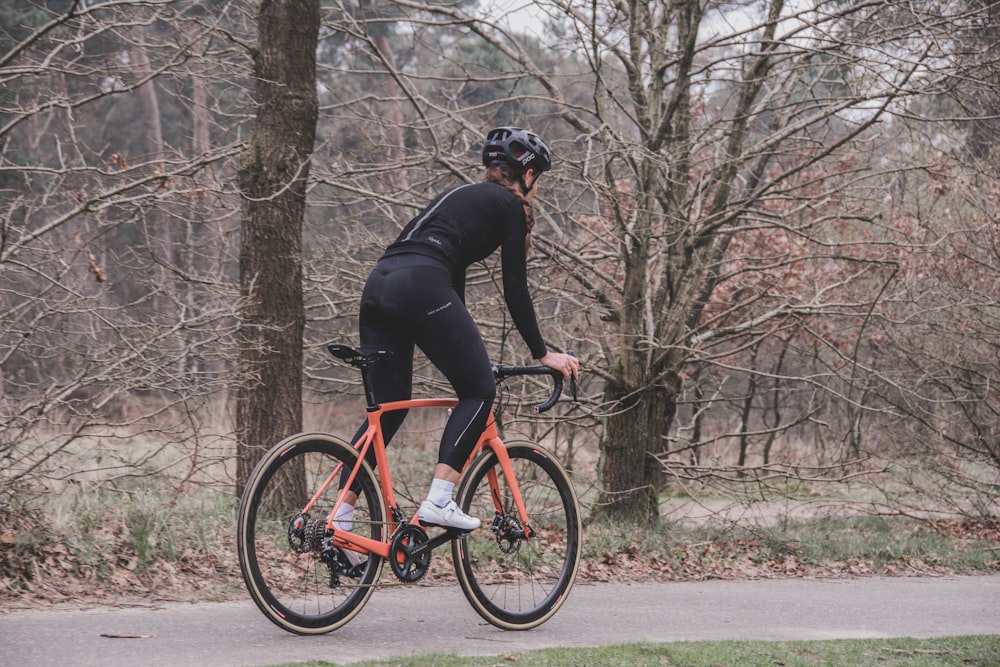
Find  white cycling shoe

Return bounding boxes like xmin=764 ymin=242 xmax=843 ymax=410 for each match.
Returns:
xmin=417 ymin=499 xmax=481 ymax=532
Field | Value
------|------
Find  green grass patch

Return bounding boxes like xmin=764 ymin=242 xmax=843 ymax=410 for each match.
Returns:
xmin=1 ymin=483 xmax=244 ymax=600
xmin=268 ymin=636 xmax=1000 ymax=667
xmin=580 ymin=514 xmax=1000 ymax=580
xmin=52 ymin=482 xmax=238 ymax=574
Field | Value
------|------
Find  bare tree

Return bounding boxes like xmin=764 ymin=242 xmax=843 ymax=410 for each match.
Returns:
xmin=377 ymin=0 xmax=999 ymax=521
xmin=1 ymin=0 xmax=250 ymax=503
xmin=235 ymin=0 xmax=320 ymax=496
xmin=4 ymin=0 xmax=997 ymax=534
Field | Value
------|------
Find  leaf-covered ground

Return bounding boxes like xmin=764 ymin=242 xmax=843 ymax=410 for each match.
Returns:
xmin=2 ymin=509 xmax=998 ymax=612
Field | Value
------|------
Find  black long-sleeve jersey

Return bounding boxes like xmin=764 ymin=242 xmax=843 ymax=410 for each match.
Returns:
xmin=381 ymin=181 xmax=547 ymax=359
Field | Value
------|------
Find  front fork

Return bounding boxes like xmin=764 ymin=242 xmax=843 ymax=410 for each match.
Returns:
xmin=486 ymin=451 xmax=535 ymax=542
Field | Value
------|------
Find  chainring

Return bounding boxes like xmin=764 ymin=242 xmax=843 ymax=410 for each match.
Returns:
xmin=389 ymin=524 xmax=431 ymax=583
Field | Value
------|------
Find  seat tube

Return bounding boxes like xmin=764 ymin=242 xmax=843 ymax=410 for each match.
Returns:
xmin=372 ymin=426 xmax=396 ymax=513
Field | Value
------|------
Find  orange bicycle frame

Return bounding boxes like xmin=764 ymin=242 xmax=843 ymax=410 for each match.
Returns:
xmin=309 ymin=397 xmax=534 ymax=560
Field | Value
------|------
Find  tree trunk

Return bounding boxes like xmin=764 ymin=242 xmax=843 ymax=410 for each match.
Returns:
xmin=596 ymin=361 xmax=679 ymax=523
xmin=132 ymin=39 xmax=175 ymax=321
xmin=235 ymin=0 xmax=320 ymax=496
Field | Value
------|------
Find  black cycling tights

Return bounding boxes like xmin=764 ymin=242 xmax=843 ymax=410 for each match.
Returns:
xmin=348 ymin=254 xmax=496 ymax=475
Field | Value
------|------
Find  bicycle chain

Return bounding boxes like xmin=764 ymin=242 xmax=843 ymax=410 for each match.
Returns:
xmin=290 ymin=516 xmax=466 ymax=588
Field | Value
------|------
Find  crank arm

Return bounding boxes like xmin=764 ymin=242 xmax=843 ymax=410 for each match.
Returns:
xmin=406 ymin=528 xmax=460 ymax=558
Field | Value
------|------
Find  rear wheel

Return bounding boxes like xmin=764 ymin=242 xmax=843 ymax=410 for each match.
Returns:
xmin=237 ymin=433 xmax=385 ymax=634
xmin=453 ymin=441 xmax=582 ymax=630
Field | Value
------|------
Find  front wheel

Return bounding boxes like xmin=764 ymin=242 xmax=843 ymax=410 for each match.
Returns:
xmin=453 ymin=441 xmax=582 ymax=630
xmin=236 ymin=433 xmax=386 ymax=634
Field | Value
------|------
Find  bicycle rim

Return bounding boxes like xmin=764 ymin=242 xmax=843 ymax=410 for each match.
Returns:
xmin=453 ymin=441 xmax=582 ymax=630
xmin=236 ymin=433 xmax=385 ymax=634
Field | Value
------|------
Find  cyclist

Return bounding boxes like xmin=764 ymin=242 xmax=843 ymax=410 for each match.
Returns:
xmin=336 ymin=126 xmax=579 ymax=535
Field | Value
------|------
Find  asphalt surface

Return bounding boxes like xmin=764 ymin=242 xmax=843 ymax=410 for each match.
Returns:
xmin=3 ymin=575 xmax=999 ymax=666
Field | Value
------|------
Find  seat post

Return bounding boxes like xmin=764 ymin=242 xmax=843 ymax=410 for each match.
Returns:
xmin=359 ymin=360 xmax=379 ymax=412
xmin=327 ymin=343 xmax=382 ymax=412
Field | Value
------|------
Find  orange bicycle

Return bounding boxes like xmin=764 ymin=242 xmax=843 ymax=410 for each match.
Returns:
xmin=236 ymin=343 xmax=582 ymax=634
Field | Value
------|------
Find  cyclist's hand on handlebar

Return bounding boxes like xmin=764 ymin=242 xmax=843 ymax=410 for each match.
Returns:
xmin=538 ymin=351 xmax=579 ymax=382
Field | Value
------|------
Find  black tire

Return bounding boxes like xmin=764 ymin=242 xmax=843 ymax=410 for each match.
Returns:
xmin=236 ymin=433 xmax=385 ymax=634
xmin=453 ymin=441 xmax=582 ymax=630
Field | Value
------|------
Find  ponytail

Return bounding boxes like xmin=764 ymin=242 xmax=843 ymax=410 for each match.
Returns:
xmin=484 ymin=165 xmax=535 ymax=254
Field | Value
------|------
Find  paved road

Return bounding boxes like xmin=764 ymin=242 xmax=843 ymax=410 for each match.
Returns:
xmin=3 ymin=576 xmax=999 ymax=667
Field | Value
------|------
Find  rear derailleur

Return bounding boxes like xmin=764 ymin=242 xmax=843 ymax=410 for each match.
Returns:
xmin=287 ymin=513 xmax=364 ymax=586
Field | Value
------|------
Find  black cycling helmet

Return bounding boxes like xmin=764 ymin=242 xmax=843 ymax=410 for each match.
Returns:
xmin=482 ymin=126 xmax=552 ymax=174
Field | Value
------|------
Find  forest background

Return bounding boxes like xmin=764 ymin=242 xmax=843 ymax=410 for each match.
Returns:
xmin=2 ymin=0 xmax=999 ymax=601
